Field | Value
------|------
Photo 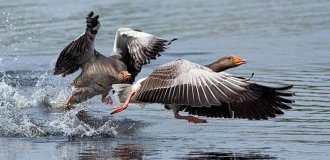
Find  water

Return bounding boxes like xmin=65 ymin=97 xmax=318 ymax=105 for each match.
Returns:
xmin=1 ymin=0 xmax=330 ymax=159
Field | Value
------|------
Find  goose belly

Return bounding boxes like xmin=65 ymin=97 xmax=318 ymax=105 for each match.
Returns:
xmin=83 ymin=58 xmax=125 ymax=91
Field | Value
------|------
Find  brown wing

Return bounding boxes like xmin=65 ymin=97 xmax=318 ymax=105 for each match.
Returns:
xmin=112 ymin=27 xmax=176 ymax=82
xmin=132 ymin=59 xmax=253 ymax=106
xmin=53 ymin=12 xmax=100 ymax=77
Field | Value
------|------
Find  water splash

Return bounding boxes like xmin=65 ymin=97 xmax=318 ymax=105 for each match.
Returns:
xmin=0 ymin=71 xmax=140 ymax=138
xmin=0 ymin=80 xmax=30 ymax=108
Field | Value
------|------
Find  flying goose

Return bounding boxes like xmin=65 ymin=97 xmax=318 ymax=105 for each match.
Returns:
xmin=53 ymin=12 xmax=176 ymax=107
xmin=110 ymin=55 xmax=294 ymax=123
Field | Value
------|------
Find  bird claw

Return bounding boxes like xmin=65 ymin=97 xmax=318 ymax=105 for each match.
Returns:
xmin=63 ymin=94 xmax=74 ymax=108
xmin=102 ymin=96 xmax=113 ymax=105
xmin=187 ymin=117 xmax=207 ymax=124
xmin=175 ymin=113 xmax=207 ymax=124
xmin=110 ymin=104 xmax=128 ymax=115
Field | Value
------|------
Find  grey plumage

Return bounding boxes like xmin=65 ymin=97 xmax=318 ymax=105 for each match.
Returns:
xmin=112 ymin=58 xmax=293 ymax=120
xmin=133 ymin=59 xmax=251 ymax=106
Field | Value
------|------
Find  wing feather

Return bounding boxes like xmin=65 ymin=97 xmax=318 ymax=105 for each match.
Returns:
xmin=112 ymin=27 xmax=176 ymax=82
xmin=54 ymin=12 xmax=100 ymax=77
xmin=179 ymin=84 xmax=294 ymax=120
xmin=53 ymin=32 xmax=96 ymax=77
xmin=133 ymin=59 xmax=252 ymax=106
xmin=132 ymin=58 xmax=294 ymax=120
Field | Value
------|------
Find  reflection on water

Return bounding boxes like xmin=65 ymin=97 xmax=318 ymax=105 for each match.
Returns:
xmin=57 ymin=139 xmax=277 ymax=160
xmin=181 ymin=151 xmax=276 ymax=160
xmin=77 ymin=145 xmax=277 ymax=160
xmin=52 ymin=136 xmax=146 ymax=160
xmin=55 ymin=137 xmax=277 ymax=160
xmin=111 ymin=144 xmax=144 ymax=160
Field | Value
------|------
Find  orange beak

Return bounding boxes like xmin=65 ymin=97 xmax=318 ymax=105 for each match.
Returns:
xmin=233 ymin=56 xmax=247 ymax=65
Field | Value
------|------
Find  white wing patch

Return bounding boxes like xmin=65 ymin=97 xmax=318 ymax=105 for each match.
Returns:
xmin=113 ymin=27 xmax=155 ymax=54
xmin=155 ymin=59 xmax=250 ymax=104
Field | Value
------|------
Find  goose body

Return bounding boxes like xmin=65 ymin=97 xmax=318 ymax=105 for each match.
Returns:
xmin=111 ymin=56 xmax=294 ymax=123
xmin=53 ymin=12 xmax=175 ymax=106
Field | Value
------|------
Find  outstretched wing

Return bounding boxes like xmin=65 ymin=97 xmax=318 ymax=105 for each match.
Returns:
xmin=112 ymin=27 xmax=176 ymax=82
xmin=53 ymin=12 xmax=100 ymax=77
xmin=132 ymin=59 xmax=253 ymax=106
xmin=178 ymin=84 xmax=294 ymax=120
xmin=132 ymin=59 xmax=294 ymax=120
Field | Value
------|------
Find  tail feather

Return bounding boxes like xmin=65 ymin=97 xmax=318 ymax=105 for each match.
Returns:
xmin=112 ymin=84 xmax=132 ymax=104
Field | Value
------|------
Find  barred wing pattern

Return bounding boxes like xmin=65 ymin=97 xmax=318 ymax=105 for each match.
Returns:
xmin=53 ymin=32 xmax=96 ymax=77
xmin=54 ymin=12 xmax=99 ymax=77
xmin=178 ymin=84 xmax=293 ymax=120
xmin=132 ymin=59 xmax=258 ymax=107
xmin=112 ymin=28 xmax=174 ymax=82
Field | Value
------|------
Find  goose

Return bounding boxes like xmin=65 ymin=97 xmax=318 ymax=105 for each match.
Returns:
xmin=110 ymin=55 xmax=294 ymax=123
xmin=53 ymin=12 xmax=176 ymax=107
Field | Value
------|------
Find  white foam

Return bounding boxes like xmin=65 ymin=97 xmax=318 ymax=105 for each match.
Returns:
xmin=0 ymin=72 xmax=118 ymax=138
xmin=0 ymin=80 xmax=30 ymax=108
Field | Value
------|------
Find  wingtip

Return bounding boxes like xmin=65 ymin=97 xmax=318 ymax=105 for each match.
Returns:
xmin=53 ymin=68 xmax=60 ymax=75
xmin=94 ymin=15 xmax=99 ymax=20
xmin=282 ymin=85 xmax=294 ymax=90
xmin=167 ymin=38 xmax=178 ymax=45
xmin=87 ymin=11 xmax=94 ymax=18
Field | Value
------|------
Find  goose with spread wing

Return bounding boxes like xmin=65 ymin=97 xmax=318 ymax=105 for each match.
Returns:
xmin=53 ymin=12 xmax=176 ymax=107
xmin=110 ymin=55 xmax=294 ymax=123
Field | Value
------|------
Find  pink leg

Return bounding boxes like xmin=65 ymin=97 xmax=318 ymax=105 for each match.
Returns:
xmin=110 ymin=90 xmax=135 ymax=115
xmin=63 ymin=94 xmax=73 ymax=108
xmin=102 ymin=96 xmax=113 ymax=105
xmin=174 ymin=111 xmax=207 ymax=123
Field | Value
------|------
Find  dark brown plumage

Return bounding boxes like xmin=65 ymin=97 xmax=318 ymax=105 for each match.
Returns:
xmin=173 ymin=84 xmax=293 ymax=120
xmin=53 ymin=12 xmax=175 ymax=106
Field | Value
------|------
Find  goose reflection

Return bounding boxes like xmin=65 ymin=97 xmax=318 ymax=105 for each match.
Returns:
xmin=79 ymin=143 xmax=144 ymax=160
xmin=111 ymin=144 xmax=144 ymax=160
xmin=56 ymin=140 xmax=144 ymax=160
xmin=180 ymin=151 xmax=276 ymax=160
